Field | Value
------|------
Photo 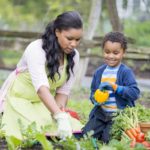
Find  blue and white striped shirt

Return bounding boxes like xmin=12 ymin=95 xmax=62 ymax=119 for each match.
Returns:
xmin=101 ymin=65 xmax=120 ymax=112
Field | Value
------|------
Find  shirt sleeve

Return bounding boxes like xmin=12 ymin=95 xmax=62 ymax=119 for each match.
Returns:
xmin=119 ymin=68 xmax=140 ymax=101
xmin=25 ymin=40 xmax=50 ymax=92
xmin=56 ymin=49 xmax=80 ymax=95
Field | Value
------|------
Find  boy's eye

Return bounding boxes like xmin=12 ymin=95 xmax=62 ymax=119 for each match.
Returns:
xmin=104 ymin=50 xmax=110 ymax=53
xmin=113 ymin=51 xmax=120 ymax=54
xmin=114 ymin=52 xmax=119 ymax=54
xmin=76 ymin=38 xmax=80 ymax=42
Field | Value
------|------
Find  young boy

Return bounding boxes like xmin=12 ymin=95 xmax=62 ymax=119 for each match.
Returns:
xmin=82 ymin=31 xmax=140 ymax=143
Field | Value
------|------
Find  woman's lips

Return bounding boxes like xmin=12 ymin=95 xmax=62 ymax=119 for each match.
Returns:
xmin=66 ymin=48 xmax=73 ymax=53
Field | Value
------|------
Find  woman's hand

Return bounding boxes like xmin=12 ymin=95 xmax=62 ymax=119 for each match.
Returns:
xmin=54 ymin=112 xmax=72 ymax=139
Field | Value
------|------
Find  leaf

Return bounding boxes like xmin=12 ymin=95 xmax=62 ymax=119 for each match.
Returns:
xmin=35 ymin=133 xmax=53 ymax=150
xmin=6 ymin=136 xmax=21 ymax=150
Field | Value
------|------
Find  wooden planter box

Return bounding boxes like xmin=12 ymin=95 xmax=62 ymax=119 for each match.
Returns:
xmin=140 ymin=122 xmax=150 ymax=134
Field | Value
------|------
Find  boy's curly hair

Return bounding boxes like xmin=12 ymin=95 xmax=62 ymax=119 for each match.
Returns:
xmin=102 ymin=31 xmax=127 ymax=52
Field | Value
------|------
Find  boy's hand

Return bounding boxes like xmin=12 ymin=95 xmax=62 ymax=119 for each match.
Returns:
xmin=99 ymin=82 xmax=124 ymax=94
xmin=99 ymin=82 xmax=115 ymax=91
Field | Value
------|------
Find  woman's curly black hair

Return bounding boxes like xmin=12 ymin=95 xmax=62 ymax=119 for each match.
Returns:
xmin=102 ymin=31 xmax=128 ymax=52
xmin=42 ymin=11 xmax=83 ymax=81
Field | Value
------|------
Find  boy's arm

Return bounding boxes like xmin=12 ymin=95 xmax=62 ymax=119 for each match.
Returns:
xmin=116 ymin=69 xmax=140 ymax=101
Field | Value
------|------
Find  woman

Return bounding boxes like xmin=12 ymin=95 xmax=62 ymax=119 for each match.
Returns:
xmin=0 ymin=11 xmax=83 ymax=139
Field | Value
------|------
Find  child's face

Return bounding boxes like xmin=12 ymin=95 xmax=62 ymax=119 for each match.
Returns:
xmin=103 ymin=41 xmax=125 ymax=67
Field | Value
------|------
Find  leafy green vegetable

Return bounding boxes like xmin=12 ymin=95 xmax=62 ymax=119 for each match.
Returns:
xmin=35 ymin=133 xmax=52 ymax=150
xmin=6 ymin=136 xmax=21 ymax=150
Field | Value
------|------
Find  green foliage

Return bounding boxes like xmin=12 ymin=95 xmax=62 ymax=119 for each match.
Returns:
xmin=69 ymin=87 xmax=92 ymax=124
xmin=0 ymin=70 xmax=11 ymax=86
xmin=18 ymin=120 xmax=52 ymax=149
xmin=59 ymin=133 xmax=102 ymax=150
xmin=136 ymin=104 xmax=150 ymax=122
xmin=5 ymin=136 xmax=22 ymax=150
xmin=146 ymin=132 xmax=150 ymax=141
xmin=0 ymin=0 xmax=91 ymax=30
xmin=0 ymin=0 xmax=47 ymax=29
xmin=35 ymin=133 xmax=52 ymax=150
xmin=18 ymin=120 xmax=39 ymax=148
xmin=1 ymin=100 xmax=150 ymax=149
xmin=108 ymin=139 xmax=130 ymax=150
xmin=140 ymin=63 xmax=150 ymax=71
xmin=124 ymin=60 xmax=135 ymax=68
xmin=68 ymin=99 xmax=92 ymax=124
xmin=0 ymin=50 xmax=22 ymax=67
xmin=125 ymin=20 xmax=150 ymax=47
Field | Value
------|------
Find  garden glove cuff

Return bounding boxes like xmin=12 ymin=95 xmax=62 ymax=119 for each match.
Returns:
xmin=116 ymin=85 xmax=124 ymax=94
xmin=54 ymin=112 xmax=72 ymax=139
xmin=91 ymin=97 xmax=100 ymax=106
xmin=109 ymin=83 xmax=124 ymax=94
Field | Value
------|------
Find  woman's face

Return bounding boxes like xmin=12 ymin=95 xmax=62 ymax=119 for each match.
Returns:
xmin=103 ymin=41 xmax=125 ymax=67
xmin=55 ymin=28 xmax=83 ymax=54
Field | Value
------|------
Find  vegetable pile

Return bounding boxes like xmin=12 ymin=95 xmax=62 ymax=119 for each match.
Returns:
xmin=111 ymin=104 xmax=150 ymax=149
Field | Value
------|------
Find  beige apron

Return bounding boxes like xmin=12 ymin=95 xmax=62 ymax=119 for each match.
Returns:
xmin=1 ymin=56 xmax=83 ymax=139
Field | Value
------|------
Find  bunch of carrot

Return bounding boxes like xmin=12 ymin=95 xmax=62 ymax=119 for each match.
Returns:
xmin=119 ymin=107 xmax=150 ymax=148
xmin=125 ymin=125 xmax=150 ymax=148
xmin=126 ymin=126 xmax=150 ymax=148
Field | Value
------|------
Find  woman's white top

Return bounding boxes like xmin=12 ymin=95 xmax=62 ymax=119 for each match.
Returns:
xmin=17 ymin=39 xmax=80 ymax=95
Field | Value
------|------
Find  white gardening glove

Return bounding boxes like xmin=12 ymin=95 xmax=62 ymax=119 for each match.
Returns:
xmin=54 ymin=112 xmax=72 ymax=139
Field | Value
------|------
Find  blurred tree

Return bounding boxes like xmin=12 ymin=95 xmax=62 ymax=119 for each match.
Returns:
xmin=106 ymin=0 xmax=122 ymax=32
xmin=116 ymin=0 xmax=134 ymax=19
xmin=0 ymin=0 xmax=92 ymax=31
xmin=0 ymin=0 xmax=48 ymax=30
xmin=76 ymin=0 xmax=102 ymax=83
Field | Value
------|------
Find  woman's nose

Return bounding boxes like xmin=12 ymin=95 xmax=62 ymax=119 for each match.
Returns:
xmin=70 ymin=40 xmax=78 ymax=48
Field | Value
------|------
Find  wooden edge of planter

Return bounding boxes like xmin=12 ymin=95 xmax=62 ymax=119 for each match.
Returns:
xmin=140 ymin=122 xmax=150 ymax=127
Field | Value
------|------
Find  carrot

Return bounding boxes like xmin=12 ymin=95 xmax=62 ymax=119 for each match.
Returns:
xmin=125 ymin=129 xmax=136 ymax=140
xmin=129 ymin=128 xmax=138 ymax=138
xmin=135 ymin=125 xmax=141 ymax=133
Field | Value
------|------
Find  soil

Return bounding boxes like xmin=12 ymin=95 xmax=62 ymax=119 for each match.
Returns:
xmin=0 ymin=138 xmax=7 ymax=149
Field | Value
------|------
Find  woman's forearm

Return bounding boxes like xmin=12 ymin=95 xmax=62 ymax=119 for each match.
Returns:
xmin=37 ymin=86 xmax=61 ymax=115
xmin=55 ymin=93 xmax=68 ymax=109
